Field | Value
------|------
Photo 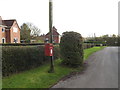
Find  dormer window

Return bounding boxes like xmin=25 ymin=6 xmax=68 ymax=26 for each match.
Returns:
xmin=2 ymin=28 xmax=5 ymax=32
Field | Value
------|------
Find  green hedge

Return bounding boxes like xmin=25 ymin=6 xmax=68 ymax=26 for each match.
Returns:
xmin=2 ymin=45 xmax=59 ymax=77
xmin=53 ymin=45 xmax=60 ymax=60
xmin=60 ymin=32 xmax=84 ymax=67
xmin=2 ymin=43 xmax=92 ymax=77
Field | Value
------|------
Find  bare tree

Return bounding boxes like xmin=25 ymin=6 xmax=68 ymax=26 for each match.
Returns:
xmin=26 ymin=22 xmax=41 ymax=37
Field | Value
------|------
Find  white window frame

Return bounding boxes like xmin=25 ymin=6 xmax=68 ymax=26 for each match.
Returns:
xmin=14 ymin=37 xmax=18 ymax=43
xmin=46 ymin=38 xmax=48 ymax=40
xmin=2 ymin=28 xmax=5 ymax=32
xmin=13 ymin=27 xmax=18 ymax=33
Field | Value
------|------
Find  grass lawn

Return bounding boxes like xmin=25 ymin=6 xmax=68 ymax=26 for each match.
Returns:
xmin=2 ymin=46 xmax=106 ymax=88
xmin=84 ymin=46 xmax=106 ymax=60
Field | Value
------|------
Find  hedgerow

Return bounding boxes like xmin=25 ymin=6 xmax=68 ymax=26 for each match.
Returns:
xmin=2 ymin=42 xmax=93 ymax=76
xmin=2 ymin=45 xmax=59 ymax=77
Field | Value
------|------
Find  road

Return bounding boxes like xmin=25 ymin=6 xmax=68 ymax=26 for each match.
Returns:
xmin=52 ymin=47 xmax=118 ymax=88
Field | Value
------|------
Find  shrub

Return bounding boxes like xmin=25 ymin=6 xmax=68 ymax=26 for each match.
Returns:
xmin=53 ymin=45 xmax=60 ymax=60
xmin=60 ymin=31 xmax=83 ymax=67
xmin=2 ymin=45 xmax=59 ymax=77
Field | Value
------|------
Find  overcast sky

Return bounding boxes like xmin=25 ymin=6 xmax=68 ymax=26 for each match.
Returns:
xmin=0 ymin=0 xmax=119 ymax=37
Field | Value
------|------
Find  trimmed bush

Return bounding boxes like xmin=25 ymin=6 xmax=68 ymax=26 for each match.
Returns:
xmin=2 ymin=45 xmax=59 ymax=77
xmin=60 ymin=31 xmax=83 ymax=67
xmin=53 ymin=45 xmax=60 ymax=60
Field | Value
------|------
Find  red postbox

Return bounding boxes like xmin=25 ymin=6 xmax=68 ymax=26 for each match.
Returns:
xmin=45 ymin=43 xmax=53 ymax=56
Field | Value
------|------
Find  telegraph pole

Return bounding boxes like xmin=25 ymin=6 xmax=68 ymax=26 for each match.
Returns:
xmin=48 ymin=0 xmax=54 ymax=73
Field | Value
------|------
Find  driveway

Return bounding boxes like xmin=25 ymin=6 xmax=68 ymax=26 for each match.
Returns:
xmin=52 ymin=47 xmax=118 ymax=88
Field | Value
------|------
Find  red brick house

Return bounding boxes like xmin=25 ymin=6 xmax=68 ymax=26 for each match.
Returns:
xmin=45 ymin=26 xmax=60 ymax=43
xmin=0 ymin=16 xmax=20 ymax=43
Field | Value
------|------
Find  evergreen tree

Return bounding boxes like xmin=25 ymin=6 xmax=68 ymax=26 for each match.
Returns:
xmin=20 ymin=23 xmax=31 ymax=43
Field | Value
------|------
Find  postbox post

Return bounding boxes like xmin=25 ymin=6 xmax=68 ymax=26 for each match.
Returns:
xmin=48 ymin=0 xmax=54 ymax=73
xmin=45 ymin=43 xmax=54 ymax=73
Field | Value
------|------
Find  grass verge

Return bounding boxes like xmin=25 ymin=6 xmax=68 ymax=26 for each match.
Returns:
xmin=84 ymin=46 xmax=106 ymax=60
xmin=2 ymin=46 xmax=105 ymax=88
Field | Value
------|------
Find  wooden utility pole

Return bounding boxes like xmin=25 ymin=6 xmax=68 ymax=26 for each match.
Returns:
xmin=48 ymin=0 xmax=54 ymax=73
xmin=49 ymin=0 xmax=53 ymax=43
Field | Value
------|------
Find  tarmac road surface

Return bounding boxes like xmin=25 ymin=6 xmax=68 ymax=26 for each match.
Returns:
xmin=52 ymin=47 xmax=118 ymax=88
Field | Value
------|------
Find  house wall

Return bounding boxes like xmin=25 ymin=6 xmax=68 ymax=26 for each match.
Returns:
xmin=53 ymin=36 xmax=59 ymax=43
xmin=2 ymin=29 xmax=6 ymax=43
xmin=5 ymin=30 xmax=10 ymax=43
xmin=59 ymin=35 xmax=61 ymax=43
xmin=45 ymin=35 xmax=49 ymax=42
xmin=53 ymin=30 xmax=60 ymax=43
xmin=0 ymin=27 xmax=6 ymax=43
xmin=10 ymin=21 xmax=20 ymax=43
xmin=45 ymin=35 xmax=59 ymax=43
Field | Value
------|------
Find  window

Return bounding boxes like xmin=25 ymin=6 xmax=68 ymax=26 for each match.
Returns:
xmin=13 ymin=27 xmax=18 ymax=33
xmin=45 ymin=38 xmax=49 ymax=43
xmin=46 ymin=38 xmax=48 ymax=40
xmin=2 ymin=28 xmax=5 ymax=32
xmin=14 ymin=38 xmax=18 ymax=43
xmin=53 ymin=40 xmax=55 ymax=43
xmin=2 ymin=38 xmax=5 ymax=43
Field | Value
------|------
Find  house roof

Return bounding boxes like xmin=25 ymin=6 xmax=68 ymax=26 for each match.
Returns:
xmin=2 ymin=19 xmax=16 ymax=29
xmin=0 ymin=16 xmax=7 ymax=27
xmin=46 ymin=26 xmax=60 ymax=36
